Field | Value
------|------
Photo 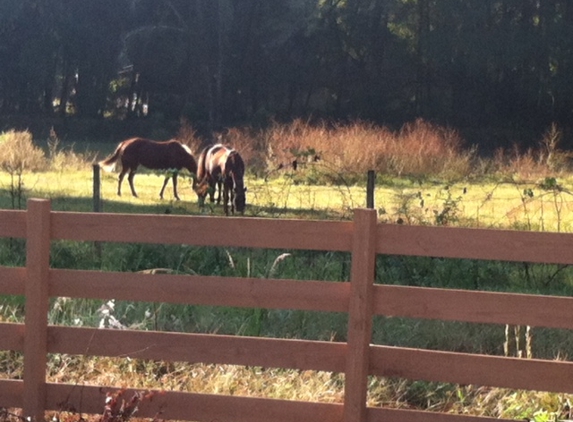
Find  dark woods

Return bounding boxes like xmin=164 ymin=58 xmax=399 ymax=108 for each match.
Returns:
xmin=2 ymin=1 xmax=573 ymax=149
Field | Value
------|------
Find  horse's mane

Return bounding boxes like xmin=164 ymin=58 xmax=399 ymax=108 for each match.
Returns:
xmin=180 ymin=143 xmax=192 ymax=154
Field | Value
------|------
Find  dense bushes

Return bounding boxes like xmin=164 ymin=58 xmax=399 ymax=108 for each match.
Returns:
xmin=176 ymin=119 xmax=571 ymax=184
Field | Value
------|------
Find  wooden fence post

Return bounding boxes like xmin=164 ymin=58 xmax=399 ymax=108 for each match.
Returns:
xmin=92 ymin=164 xmax=102 ymax=259
xmin=366 ymin=170 xmax=375 ymax=209
xmin=93 ymin=164 xmax=101 ymax=213
xmin=23 ymin=199 xmax=51 ymax=421
xmin=344 ymin=208 xmax=377 ymax=422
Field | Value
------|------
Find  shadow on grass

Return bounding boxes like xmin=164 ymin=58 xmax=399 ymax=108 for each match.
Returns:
xmin=0 ymin=187 xmax=347 ymax=220
xmin=246 ymin=203 xmax=350 ymax=220
xmin=0 ymin=187 xmax=20 ymax=209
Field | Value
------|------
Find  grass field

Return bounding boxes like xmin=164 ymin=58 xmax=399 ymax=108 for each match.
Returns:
xmin=2 ymin=125 xmax=573 ymax=421
xmin=4 ymin=163 xmax=573 ymax=233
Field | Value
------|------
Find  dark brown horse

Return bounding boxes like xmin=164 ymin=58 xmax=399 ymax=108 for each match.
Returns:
xmin=194 ymin=144 xmax=246 ymax=215
xmin=98 ymin=137 xmax=198 ymax=200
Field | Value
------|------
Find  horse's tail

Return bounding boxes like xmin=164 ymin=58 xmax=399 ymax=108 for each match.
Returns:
xmin=98 ymin=143 xmax=124 ymax=172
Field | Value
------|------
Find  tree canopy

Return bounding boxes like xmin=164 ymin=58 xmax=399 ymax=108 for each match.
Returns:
xmin=2 ymin=0 xmax=573 ymax=148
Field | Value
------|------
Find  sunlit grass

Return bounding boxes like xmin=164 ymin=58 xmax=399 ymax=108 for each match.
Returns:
xmin=3 ymin=168 xmax=573 ymax=232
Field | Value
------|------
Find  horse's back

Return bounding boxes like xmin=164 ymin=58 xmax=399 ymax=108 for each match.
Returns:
xmin=196 ymin=145 xmax=211 ymax=180
xmin=204 ymin=144 xmax=229 ymax=174
xmin=122 ymin=138 xmax=192 ymax=170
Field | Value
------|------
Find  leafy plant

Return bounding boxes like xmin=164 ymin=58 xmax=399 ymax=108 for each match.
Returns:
xmin=434 ymin=186 xmax=462 ymax=225
xmin=0 ymin=130 xmax=46 ymax=209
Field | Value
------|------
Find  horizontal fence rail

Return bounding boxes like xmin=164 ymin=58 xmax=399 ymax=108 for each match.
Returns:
xmin=1 ymin=198 xmax=573 ymax=421
xmin=49 ymin=269 xmax=351 ymax=312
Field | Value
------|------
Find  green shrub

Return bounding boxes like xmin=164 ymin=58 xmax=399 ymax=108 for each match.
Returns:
xmin=0 ymin=130 xmax=46 ymax=208
xmin=0 ymin=129 xmax=46 ymax=173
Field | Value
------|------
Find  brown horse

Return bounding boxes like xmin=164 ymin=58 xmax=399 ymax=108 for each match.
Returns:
xmin=98 ymin=137 xmax=198 ymax=200
xmin=194 ymin=144 xmax=246 ymax=215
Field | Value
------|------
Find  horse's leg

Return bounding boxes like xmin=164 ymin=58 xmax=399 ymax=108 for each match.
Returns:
xmin=159 ymin=176 xmax=170 ymax=200
xmin=172 ymin=174 xmax=180 ymax=200
xmin=216 ymin=178 xmax=223 ymax=204
xmin=127 ymin=170 xmax=138 ymax=197
xmin=230 ymin=187 xmax=235 ymax=215
xmin=208 ymin=176 xmax=216 ymax=203
xmin=223 ymin=183 xmax=230 ymax=215
xmin=117 ymin=168 xmax=128 ymax=196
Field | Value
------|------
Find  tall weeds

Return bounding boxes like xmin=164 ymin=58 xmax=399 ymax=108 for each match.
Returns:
xmin=223 ymin=119 xmax=474 ymax=181
xmin=206 ymin=119 xmax=568 ymax=184
xmin=472 ymin=123 xmax=571 ymax=181
xmin=175 ymin=118 xmax=203 ymax=154
xmin=46 ymin=128 xmax=97 ymax=172
xmin=0 ymin=130 xmax=46 ymax=208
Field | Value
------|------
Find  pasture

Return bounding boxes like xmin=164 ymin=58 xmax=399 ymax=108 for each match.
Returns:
xmin=2 ymin=125 xmax=573 ymax=420
xmin=3 ymin=163 xmax=573 ymax=232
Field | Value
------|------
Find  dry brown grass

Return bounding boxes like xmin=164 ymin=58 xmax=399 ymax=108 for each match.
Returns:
xmin=46 ymin=128 xmax=97 ymax=171
xmin=174 ymin=118 xmax=204 ymax=156
xmin=173 ymin=119 xmax=569 ymax=183
xmin=490 ymin=146 xmax=551 ymax=180
xmin=0 ymin=129 xmax=46 ymax=173
xmin=39 ymin=356 xmax=343 ymax=421
xmin=212 ymin=119 xmax=573 ymax=183
xmin=216 ymin=126 xmax=259 ymax=167
xmin=215 ymin=119 xmax=475 ymax=180
xmin=488 ymin=123 xmax=573 ymax=181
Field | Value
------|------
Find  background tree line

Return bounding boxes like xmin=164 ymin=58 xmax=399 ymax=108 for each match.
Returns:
xmin=1 ymin=0 xmax=573 ymax=150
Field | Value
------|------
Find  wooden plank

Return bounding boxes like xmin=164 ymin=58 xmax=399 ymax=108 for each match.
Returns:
xmin=344 ymin=209 xmax=377 ymax=422
xmin=46 ymin=383 xmax=344 ymax=422
xmin=0 ymin=209 xmax=26 ymax=238
xmin=51 ymin=212 xmax=353 ymax=251
xmin=367 ymin=406 xmax=512 ymax=422
xmin=0 ymin=379 xmax=24 ymax=408
xmin=370 ymin=345 xmax=573 ymax=393
xmin=0 ymin=266 xmax=25 ymax=295
xmin=47 ymin=327 xmax=347 ymax=373
xmin=50 ymin=269 xmax=350 ymax=312
xmin=23 ymin=199 xmax=51 ymax=421
xmin=0 ymin=322 xmax=24 ymax=351
xmin=373 ymin=284 xmax=573 ymax=329
xmin=377 ymin=224 xmax=573 ymax=265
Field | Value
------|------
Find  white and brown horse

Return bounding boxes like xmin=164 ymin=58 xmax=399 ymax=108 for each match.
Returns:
xmin=194 ymin=144 xmax=246 ymax=215
xmin=98 ymin=137 xmax=198 ymax=200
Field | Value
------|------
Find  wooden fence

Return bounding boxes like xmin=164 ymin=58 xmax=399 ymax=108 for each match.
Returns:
xmin=2 ymin=198 xmax=573 ymax=422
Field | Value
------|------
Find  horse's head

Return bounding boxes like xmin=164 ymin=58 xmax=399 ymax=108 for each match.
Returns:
xmin=185 ymin=157 xmax=198 ymax=175
xmin=233 ymin=186 xmax=247 ymax=214
xmin=193 ymin=177 xmax=211 ymax=201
